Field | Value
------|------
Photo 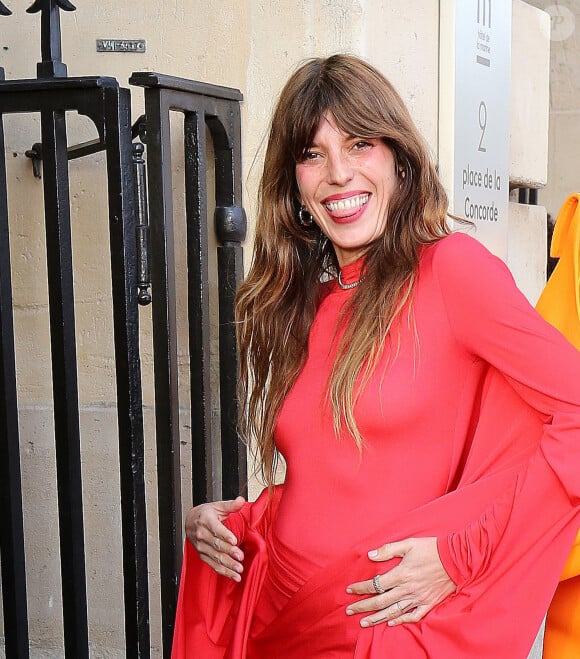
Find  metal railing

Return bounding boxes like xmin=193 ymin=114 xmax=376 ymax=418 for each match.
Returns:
xmin=0 ymin=2 xmax=247 ymax=657
xmin=130 ymin=69 xmax=247 ymax=658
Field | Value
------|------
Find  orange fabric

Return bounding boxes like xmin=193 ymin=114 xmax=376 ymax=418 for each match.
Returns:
xmin=536 ymin=194 xmax=580 ymax=352
xmin=537 ymin=194 xmax=580 ymax=659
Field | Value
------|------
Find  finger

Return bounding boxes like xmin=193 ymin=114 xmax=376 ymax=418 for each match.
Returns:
xmin=212 ymin=535 xmax=238 ymax=557
xmin=199 ymin=539 xmax=244 ymax=573
xmin=213 ymin=535 xmax=244 ymax=563
xmin=358 ymin=600 xmax=415 ymax=628
xmin=387 ymin=604 xmax=429 ymax=626
xmin=202 ymin=518 xmax=243 ymax=558
xmin=346 ymin=586 xmax=408 ymax=615
xmin=189 ymin=525 xmax=244 ymax=564
xmin=198 ymin=537 xmax=244 ymax=575
xmin=209 ymin=520 xmax=240 ymax=548
xmin=347 ymin=567 xmax=403 ymax=595
xmin=201 ymin=553 xmax=242 ymax=582
xmin=219 ymin=496 xmax=246 ymax=514
xmin=368 ymin=538 xmax=413 ymax=561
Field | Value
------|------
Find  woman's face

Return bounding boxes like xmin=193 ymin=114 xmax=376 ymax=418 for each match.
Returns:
xmin=295 ymin=113 xmax=398 ymax=267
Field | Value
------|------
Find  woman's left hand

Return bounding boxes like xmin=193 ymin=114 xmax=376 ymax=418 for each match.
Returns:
xmin=345 ymin=537 xmax=456 ymax=627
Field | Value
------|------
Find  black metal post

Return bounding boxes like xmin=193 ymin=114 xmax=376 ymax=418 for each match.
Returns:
xmin=184 ymin=112 xmax=212 ymax=505
xmin=103 ymin=84 xmax=151 ymax=658
xmin=130 ymin=71 xmax=247 ymax=656
xmin=0 ymin=75 xmax=30 ymax=658
xmin=138 ymin=84 xmax=183 ymax=658
xmin=40 ymin=106 xmax=89 ymax=657
xmin=215 ymin=206 xmax=247 ymax=501
xmin=210 ymin=103 xmax=247 ymax=501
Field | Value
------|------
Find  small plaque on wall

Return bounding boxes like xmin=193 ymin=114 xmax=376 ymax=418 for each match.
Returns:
xmin=96 ymin=39 xmax=146 ymax=53
xmin=439 ymin=0 xmax=512 ymax=260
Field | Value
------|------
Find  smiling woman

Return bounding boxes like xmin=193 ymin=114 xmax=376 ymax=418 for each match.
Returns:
xmin=173 ymin=55 xmax=580 ymax=659
xmin=295 ymin=119 xmax=398 ymax=266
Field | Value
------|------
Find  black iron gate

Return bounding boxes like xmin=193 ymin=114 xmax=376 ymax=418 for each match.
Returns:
xmin=0 ymin=2 xmax=247 ymax=657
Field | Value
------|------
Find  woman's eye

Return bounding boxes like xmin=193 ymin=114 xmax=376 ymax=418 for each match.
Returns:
xmin=299 ymin=150 xmax=320 ymax=163
xmin=352 ymin=140 xmax=372 ymax=151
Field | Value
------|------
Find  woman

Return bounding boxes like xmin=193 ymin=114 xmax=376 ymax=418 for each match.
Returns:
xmin=172 ymin=55 xmax=580 ymax=658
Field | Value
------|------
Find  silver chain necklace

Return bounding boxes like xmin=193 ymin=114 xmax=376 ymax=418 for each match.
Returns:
xmin=337 ymin=271 xmax=364 ymax=290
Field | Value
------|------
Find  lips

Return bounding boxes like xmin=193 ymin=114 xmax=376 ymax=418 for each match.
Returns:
xmin=322 ymin=192 xmax=370 ymax=223
xmin=324 ymin=193 xmax=369 ymax=213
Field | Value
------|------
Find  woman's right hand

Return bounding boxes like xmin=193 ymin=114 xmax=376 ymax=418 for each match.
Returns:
xmin=185 ymin=496 xmax=246 ymax=582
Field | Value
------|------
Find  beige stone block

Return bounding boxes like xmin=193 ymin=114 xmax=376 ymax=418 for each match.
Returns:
xmin=12 ymin=305 xmax=54 ymax=403
xmin=507 ymin=201 xmax=548 ymax=304
xmin=3 ymin=1 xmax=252 ymax=94
xmin=525 ymin=0 xmax=580 ymax=113
xmin=509 ymin=0 xmax=551 ymax=187
xmin=361 ymin=0 xmax=440 ymax=151
xmin=540 ymin=109 xmax=580 ymax=218
xmin=242 ymin=0 xmax=362 ymax=245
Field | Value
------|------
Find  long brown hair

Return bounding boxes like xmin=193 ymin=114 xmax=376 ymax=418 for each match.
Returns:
xmin=236 ymin=54 xmax=450 ymax=487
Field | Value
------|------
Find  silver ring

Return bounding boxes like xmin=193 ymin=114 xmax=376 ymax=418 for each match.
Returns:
xmin=372 ymin=574 xmax=387 ymax=594
xmin=213 ymin=537 xmax=221 ymax=551
xmin=396 ymin=601 xmax=404 ymax=612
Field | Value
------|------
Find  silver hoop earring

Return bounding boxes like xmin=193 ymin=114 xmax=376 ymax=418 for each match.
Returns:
xmin=297 ymin=205 xmax=313 ymax=227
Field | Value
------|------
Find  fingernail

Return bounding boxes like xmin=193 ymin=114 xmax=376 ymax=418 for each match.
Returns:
xmin=368 ymin=549 xmax=378 ymax=558
xmin=345 ymin=587 xmax=353 ymax=594
xmin=346 ymin=609 xmax=354 ymax=616
xmin=233 ymin=574 xmax=241 ymax=583
xmin=360 ymin=620 xmax=369 ymax=628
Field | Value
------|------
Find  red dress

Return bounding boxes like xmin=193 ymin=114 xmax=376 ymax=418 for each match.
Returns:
xmin=172 ymin=233 xmax=580 ymax=658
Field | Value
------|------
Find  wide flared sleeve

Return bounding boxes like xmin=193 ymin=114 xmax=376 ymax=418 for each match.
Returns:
xmin=171 ymin=486 xmax=283 ymax=659
xmin=431 ymin=232 xmax=580 ymax=590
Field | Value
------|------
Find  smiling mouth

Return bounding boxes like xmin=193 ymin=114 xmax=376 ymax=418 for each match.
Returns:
xmin=323 ymin=193 xmax=369 ymax=213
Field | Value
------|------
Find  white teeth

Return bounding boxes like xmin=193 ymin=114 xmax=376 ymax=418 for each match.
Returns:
xmin=324 ymin=194 xmax=369 ymax=212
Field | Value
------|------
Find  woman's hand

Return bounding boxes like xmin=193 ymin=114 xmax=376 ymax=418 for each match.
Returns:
xmin=345 ymin=537 xmax=456 ymax=627
xmin=185 ymin=496 xmax=246 ymax=582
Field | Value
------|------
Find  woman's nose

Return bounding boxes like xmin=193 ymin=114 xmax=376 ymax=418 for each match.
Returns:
xmin=326 ymin=151 xmax=354 ymax=186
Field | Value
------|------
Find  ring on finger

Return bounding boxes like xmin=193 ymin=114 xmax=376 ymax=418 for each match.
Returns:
xmin=372 ymin=574 xmax=387 ymax=595
xmin=396 ymin=601 xmax=404 ymax=612
xmin=213 ymin=537 xmax=221 ymax=551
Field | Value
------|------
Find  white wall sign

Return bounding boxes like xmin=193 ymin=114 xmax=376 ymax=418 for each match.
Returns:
xmin=440 ymin=0 xmax=512 ymax=259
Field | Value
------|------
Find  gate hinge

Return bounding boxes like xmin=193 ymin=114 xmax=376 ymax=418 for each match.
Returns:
xmin=133 ymin=142 xmax=151 ymax=306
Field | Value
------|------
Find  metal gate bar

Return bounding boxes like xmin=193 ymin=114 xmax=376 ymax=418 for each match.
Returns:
xmin=0 ymin=69 xmax=30 ymax=659
xmin=103 ymin=83 xmax=151 ymax=659
xmin=41 ymin=102 xmax=89 ymax=658
xmin=184 ymin=111 xmax=212 ymax=507
xmin=0 ymin=75 xmax=151 ymax=658
xmin=130 ymin=71 xmax=247 ymax=658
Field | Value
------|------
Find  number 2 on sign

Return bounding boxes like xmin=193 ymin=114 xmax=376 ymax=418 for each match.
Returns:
xmin=478 ymin=101 xmax=487 ymax=152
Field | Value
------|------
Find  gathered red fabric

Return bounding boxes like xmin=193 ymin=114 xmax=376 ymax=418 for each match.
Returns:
xmin=172 ymin=233 xmax=580 ymax=658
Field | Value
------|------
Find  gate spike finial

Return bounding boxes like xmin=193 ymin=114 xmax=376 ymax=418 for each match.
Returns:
xmin=26 ymin=0 xmax=77 ymax=78
xmin=26 ymin=0 xmax=76 ymax=13
xmin=0 ymin=2 xmax=12 ymax=16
